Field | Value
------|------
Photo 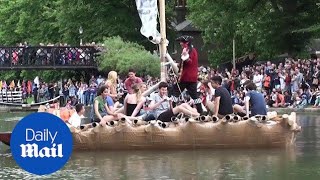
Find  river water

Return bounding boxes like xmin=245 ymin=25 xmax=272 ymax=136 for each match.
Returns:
xmin=0 ymin=112 xmax=320 ymax=180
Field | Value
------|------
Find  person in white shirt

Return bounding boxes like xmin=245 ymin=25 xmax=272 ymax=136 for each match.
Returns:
xmin=252 ymin=71 xmax=263 ymax=92
xmin=148 ymin=82 xmax=199 ymax=122
xmin=96 ymin=75 xmax=105 ymax=86
xmin=278 ymin=71 xmax=286 ymax=91
xmin=68 ymin=103 xmax=85 ymax=128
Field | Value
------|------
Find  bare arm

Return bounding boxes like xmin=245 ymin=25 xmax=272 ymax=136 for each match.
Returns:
xmin=94 ymin=100 xmax=103 ymax=121
xmin=207 ymin=82 xmax=215 ymax=95
xmin=245 ymin=96 xmax=250 ymax=117
xmin=123 ymin=95 xmax=128 ymax=115
xmin=104 ymin=103 xmax=116 ymax=116
xmin=131 ymin=98 xmax=146 ymax=117
xmin=213 ymin=96 xmax=220 ymax=116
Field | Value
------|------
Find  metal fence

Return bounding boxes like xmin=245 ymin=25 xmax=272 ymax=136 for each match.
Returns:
xmin=0 ymin=46 xmax=99 ymax=69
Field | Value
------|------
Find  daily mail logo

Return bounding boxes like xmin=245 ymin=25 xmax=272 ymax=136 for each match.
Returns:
xmin=20 ymin=129 xmax=62 ymax=158
xmin=11 ymin=113 xmax=72 ymax=175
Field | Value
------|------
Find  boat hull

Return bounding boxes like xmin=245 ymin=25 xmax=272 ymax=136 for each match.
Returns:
xmin=0 ymin=132 xmax=11 ymax=146
xmin=71 ymin=113 xmax=300 ymax=151
xmin=1 ymin=112 xmax=301 ymax=151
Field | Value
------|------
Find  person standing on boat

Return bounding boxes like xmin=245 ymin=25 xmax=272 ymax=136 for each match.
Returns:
xmin=68 ymin=103 xmax=85 ymax=128
xmin=172 ymin=35 xmax=203 ymax=114
xmin=209 ymin=76 xmax=233 ymax=118
xmin=149 ymin=82 xmax=199 ymax=122
xmin=233 ymin=81 xmax=267 ymax=117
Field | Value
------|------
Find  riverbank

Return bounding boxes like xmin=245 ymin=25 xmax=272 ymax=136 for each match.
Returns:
xmin=268 ymin=107 xmax=320 ymax=114
xmin=0 ymin=105 xmax=39 ymax=112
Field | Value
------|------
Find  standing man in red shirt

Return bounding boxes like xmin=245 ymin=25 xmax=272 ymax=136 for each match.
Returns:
xmin=124 ymin=69 xmax=143 ymax=94
xmin=172 ymin=35 xmax=203 ymax=114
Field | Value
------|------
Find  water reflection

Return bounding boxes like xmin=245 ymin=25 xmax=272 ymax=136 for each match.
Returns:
xmin=0 ymin=148 xmax=297 ymax=180
xmin=0 ymin=113 xmax=319 ymax=179
xmin=0 ymin=112 xmax=30 ymax=132
xmin=68 ymin=148 xmax=298 ymax=180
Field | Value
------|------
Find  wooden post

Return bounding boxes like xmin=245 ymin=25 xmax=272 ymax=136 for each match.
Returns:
xmin=232 ymin=39 xmax=236 ymax=70
xmin=159 ymin=0 xmax=167 ymax=82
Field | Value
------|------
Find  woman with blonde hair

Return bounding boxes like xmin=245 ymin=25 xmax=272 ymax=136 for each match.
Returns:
xmin=105 ymin=71 xmax=123 ymax=103
xmin=123 ymin=83 xmax=147 ymax=117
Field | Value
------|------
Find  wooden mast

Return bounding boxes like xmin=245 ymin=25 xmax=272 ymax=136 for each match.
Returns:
xmin=159 ymin=0 xmax=167 ymax=82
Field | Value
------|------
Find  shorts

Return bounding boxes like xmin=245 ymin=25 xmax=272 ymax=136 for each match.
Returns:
xmin=157 ymin=109 xmax=175 ymax=122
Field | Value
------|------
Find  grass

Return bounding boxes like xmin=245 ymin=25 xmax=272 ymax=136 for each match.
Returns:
xmin=26 ymin=97 xmax=34 ymax=104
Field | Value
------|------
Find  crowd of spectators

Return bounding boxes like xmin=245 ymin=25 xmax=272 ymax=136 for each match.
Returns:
xmin=197 ymin=58 xmax=320 ymax=109
xmin=1 ymin=57 xmax=319 ymax=110
xmin=0 ymin=73 xmax=160 ymax=107
xmin=0 ymin=42 xmax=103 ymax=66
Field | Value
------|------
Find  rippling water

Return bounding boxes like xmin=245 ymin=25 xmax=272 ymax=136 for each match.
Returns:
xmin=0 ymin=112 xmax=320 ymax=179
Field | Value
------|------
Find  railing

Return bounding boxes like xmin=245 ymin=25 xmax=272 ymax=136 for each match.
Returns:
xmin=0 ymin=46 xmax=100 ymax=69
xmin=0 ymin=90 xmax=23 ymax=103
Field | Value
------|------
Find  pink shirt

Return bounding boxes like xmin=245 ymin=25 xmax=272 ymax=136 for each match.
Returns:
xmin=124 ymin=77 xmax=142 ymax=94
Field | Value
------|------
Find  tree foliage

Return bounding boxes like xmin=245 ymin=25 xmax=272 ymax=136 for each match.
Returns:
xmin=0 ymin=0 xmax=176 ymax=49
xmin=187 ymin=0 xmax=320 ymax=65
xmin=0 ymin=0 xmax=60 ymax=45
xmin=0 ymin=0 xmax=176 ymax=78
xmin=98 ymin=36 xmax=160 ymax=77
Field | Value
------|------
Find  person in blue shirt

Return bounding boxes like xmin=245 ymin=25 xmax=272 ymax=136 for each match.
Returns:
xmin=233 ymin=81 xmax=267 ymax=117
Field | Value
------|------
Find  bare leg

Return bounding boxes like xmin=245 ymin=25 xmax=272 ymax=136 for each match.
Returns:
xmin=115 ymin=106 xmax=124 ymax=113
xmin=206 ymin=101 xmax=214 ymax=114
xmin=172 ymin=104 xmax=200 ymax=117
xmin=179 ymin=103 xmax=198 ymax=114
xmin=233 ymin=104 xmax=246 ymax=114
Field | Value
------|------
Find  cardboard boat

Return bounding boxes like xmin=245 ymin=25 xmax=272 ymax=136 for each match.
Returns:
xmin=69 ymin=111 xmax=301 ymax=150
xmin=0 ymin=111 xmax=301 ymax=150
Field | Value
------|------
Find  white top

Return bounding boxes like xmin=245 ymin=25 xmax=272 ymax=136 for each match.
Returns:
xmin=253 ymin=74 xmax=263 ymax=88
xmin=68 ymin=112 xmax=81 ymax=128
xmin=150 ymin=93 xmax=170 ymax=119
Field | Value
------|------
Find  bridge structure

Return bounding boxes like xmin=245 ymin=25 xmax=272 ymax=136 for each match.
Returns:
xmin=0 ymin=46 xmax=100 ymax=70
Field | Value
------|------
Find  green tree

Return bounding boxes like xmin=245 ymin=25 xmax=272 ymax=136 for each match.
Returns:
xmin=54 ymin=0 xmax=177 ymax=51
xmin=187 ymin=0 xmax=320 ymax=66
xmin=0 ymin=0 xmax=175 ymax=79
xmin=99 ymin=36 xmax=160 ymax=77
xmin=0 ymin=0 xmax=177 ymax=49
xmin=0 ymin=0 xmax=60 ymax=45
